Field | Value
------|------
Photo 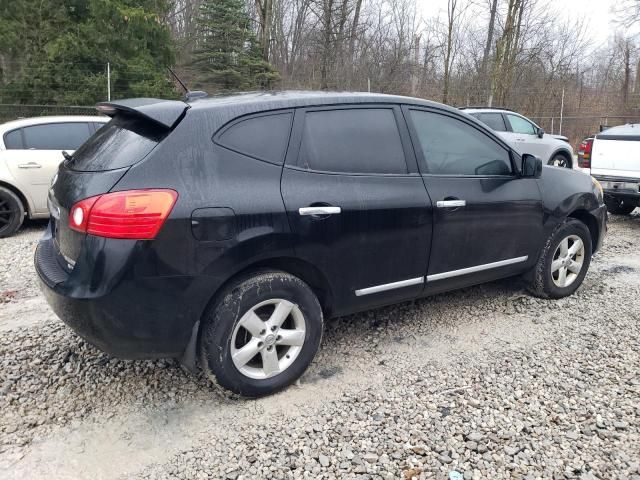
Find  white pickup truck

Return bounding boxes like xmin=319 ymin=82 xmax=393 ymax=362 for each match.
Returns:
xmin=581 ymin=124 xmax=640 ymax=215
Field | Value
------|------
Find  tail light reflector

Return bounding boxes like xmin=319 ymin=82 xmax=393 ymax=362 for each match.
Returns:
xmin=69 ymin=189 xmax=178 ymax=239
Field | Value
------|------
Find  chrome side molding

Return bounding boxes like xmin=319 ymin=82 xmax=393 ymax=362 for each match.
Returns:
xmin=427 ymin=255 xmax=529 ymax=282
xmin=355 ymin=277 xmax=424 ymax=297
xmin=355 ymin=256 xmax=529 ymax=296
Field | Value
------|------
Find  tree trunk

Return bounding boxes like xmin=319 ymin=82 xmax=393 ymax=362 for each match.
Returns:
xmin=481 ymin=0 xmax=498 ymax=101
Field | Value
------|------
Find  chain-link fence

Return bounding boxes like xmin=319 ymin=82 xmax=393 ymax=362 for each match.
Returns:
xmin=529 ymin=115 xmax=640 ymax=149
xmin=0 ymin=104 xmax=101 ymax=124
xmin=0 ymin=103 xmax=638 ymax=152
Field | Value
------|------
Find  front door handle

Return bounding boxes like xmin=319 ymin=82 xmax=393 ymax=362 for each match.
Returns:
xmin=18 ymin=162 xmax=42 ymax=169
xmin=436 ymin=200 xmax=466 ymax=208
xmin=299 ymin=206 xmax=341 ymax=216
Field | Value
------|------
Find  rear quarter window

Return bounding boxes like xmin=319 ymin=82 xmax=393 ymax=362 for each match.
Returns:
xmin=3 ymin=129 xmax=23 ymax=149
xmin=215 ymin=112 xmax=293 ymax=165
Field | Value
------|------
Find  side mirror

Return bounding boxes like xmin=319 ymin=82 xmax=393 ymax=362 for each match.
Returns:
xmin=537 ymin=127 xmax=545 ymax=138
xmin=521 ymin=153 xmax=542 ymax=178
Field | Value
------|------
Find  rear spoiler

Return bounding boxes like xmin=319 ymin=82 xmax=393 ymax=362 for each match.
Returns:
xmin=95 ymin=98 xmax=189 ymax=129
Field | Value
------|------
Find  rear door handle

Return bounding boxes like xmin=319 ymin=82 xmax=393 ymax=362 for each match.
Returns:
xmin=436 ymin=200 xmax=466 ymax=208
xmin=18 ymin=162 xmax=42 ymax=169
xmin=299 ymin=206 xmax=341 ymax=216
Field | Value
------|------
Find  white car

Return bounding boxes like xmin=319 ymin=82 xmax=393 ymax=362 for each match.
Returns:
xmin=461 ymin=107 xmax=574 ymax=168
xmin=581 ymin=124 xmax=640 ymax=215
xmin=0 ymin=116 xmax=108 ymax=237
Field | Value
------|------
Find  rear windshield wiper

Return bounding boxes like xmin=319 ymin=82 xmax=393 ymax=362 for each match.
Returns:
xmin=61 ymin=151 xmax=73 ymax=161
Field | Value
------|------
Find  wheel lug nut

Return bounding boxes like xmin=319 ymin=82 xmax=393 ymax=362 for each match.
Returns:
xmin=260 ymin=329 xmax=266 ymax=335
xmin=271 ymin=326 xmax=277 ymax=331
xmin=258 ymin=342 xmax=264 ymax=348
xmin=277 ymin=335 xmax=282 ymax=341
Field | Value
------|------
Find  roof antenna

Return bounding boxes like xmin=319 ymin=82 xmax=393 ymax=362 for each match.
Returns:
xmin=167 ymin=67 xmax=208 ymax=101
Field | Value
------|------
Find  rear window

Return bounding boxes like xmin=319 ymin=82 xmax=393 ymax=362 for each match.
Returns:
xmin=67 ymin=115 xmax=165 ymax=172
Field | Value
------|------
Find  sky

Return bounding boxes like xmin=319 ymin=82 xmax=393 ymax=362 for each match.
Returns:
xmin=419 ymin=0 xmax=622 ymax=47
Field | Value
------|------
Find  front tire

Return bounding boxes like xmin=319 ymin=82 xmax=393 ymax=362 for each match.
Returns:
xmin=527 ymin=218 xmax=592 ymax=299
xmin=549 ymin=153 xmax=572 ymax=169
xmin=604 ymin=196 xmax=637 ymax=215
xmin=0 ymin=186 xmax=25 ymax=238
xmin=199 ymin=271 xmax=323 ymax=397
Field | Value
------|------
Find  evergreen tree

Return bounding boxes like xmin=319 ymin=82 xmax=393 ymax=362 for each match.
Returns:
xmin=191 ymin=0 xmax=280 ymax=92
xmin=0 ymin=0 xmax=176 ymax=105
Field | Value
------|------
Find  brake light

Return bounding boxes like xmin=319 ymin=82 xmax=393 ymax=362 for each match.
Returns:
xmin=577 ymin=138 xmax=593 ymax=168
xmin=69 ymin=189 xmax=178 ymax=239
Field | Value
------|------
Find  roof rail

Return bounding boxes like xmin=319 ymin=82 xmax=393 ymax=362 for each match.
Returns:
xmin=458 ymin=106 xmax=515 ymax=112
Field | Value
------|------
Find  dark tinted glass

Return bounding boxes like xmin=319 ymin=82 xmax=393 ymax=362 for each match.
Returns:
xmin=298 ymin=109 xmax=407 ymax=174
xmin=217 ymin=113 xmax=292 ymax=164
xmin=4 ymin=129 xmax=23 ymax=149
xmin=68 ymin=115 xmax=164 ymax=172
xmin=22 ymin=122 xmax=92 ymax=150
xmin=410 ymin=110 xmax=512 ymax=176
xmin=474 ymin=113 xmax=507 ymax=131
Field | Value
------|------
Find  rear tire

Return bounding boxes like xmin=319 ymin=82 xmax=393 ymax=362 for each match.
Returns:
xmin=527 ymin=218 xmax=592 ymax=299
xmin=604 ymin=196 xmax=637 ymax=215
xmin=199 ymin=271 xmax=323 ymax=397
xmin=0 ymin=186 xmax=25 ymax=238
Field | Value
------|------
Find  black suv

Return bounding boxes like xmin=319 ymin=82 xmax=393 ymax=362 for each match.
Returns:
xmin=36 ymin=92 xmax=607 ymax=397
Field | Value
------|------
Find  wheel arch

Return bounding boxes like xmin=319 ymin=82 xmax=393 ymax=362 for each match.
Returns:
xmin=180 ymin=256 xmax=334 ymax=371
xmin=568 ymin=209 xmax=599 ymax=253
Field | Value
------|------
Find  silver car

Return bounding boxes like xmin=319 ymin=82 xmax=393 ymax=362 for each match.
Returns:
xmin=461 ymin=107 xmax=574 ymax=168
xmin=0 ymin=116 xmax=108 ymax=237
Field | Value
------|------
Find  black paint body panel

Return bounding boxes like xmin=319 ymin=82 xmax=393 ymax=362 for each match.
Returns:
xmin=35 ymin=92 xmax=608 ymax=360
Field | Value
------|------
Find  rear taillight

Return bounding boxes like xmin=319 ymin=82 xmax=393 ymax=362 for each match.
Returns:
xmin=577 ymin=138 xmax=593 ymax=168
xmin=69 ymin=189 xmax=178 ymax=239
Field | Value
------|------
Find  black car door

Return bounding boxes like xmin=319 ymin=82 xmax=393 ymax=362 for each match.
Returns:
xmin=281 ymin=105 xmax=433 ymax=316
xmin=403 ymin=106 xmax=544 ymax=294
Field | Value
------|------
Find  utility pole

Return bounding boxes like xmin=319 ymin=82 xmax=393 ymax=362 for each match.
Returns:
xmin=107 ymin=62 xmax=111 ymax=101
xmin=559 ymin=87 xmax=565 ymax=135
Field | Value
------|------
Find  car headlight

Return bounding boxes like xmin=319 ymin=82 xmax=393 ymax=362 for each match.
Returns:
xmin=592 ymin=176 xmax=603 ymax=203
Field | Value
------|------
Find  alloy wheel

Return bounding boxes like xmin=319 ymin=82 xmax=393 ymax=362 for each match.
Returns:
xmin=550 ymin=155 xmax=569 ymax=168
xmin=0 ymin=195 xmax=19 ymax=235
xmin=230 ymin=299 xmax=306 ymax=379
xmin=551 ymin=234 xmax=585 ymax=288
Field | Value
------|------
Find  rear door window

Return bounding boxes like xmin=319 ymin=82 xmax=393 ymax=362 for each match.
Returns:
xmin=22 ymin=122 xmax=93 ymax=150
xmin=3 ymin=129 xmax=23 ymax=149
xmin=296 ymin=108 xmax=407 ymax=174
xmin=68 ymin=115 xmax=165 ymax=172
xmin=216 ymin=112 xmax=293 ymax=165
xmin=473 ymin=113 xmax=507 ymax=132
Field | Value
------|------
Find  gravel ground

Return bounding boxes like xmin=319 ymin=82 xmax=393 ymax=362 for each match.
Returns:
xmin=1 ymin=214 xmax=639 ymax=479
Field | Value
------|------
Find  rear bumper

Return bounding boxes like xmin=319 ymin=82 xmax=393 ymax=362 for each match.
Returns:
xmin=35 ymin=225 xmax=199 ymax=359
xmin=593 ymin=174 xmax=640 ymax=200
